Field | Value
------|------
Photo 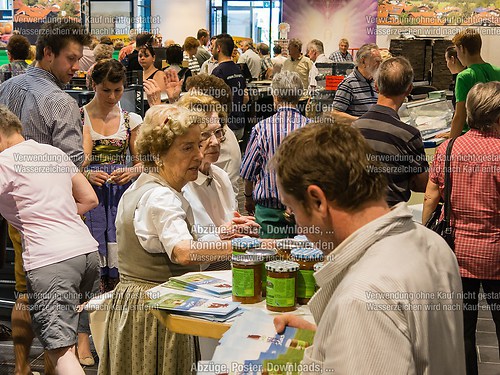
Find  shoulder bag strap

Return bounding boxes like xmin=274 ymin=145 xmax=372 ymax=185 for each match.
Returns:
xmin=443 ymin=137 xmax=457 ymax=231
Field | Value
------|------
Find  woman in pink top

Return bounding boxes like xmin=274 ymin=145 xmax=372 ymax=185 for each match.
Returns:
xmin=0 ymin=105 xmax=99 ymax=375
xmin=423 ymin=82 xmax=500 ymax=375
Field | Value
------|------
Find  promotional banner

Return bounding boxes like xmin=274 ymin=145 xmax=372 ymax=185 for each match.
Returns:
xmin=282 ymin=0 xmax=378 ymax=56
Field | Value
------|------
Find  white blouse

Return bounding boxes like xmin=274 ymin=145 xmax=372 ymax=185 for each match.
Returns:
xmin=183 ymin=165 xmax=237 ymax=240
xmin=119 ymin=173 xmax=194 ymax=257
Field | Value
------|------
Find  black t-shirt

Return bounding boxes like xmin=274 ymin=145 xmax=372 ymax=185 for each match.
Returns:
xmin=212 ymin=61 xmax=246 ymax=130
xmin=125 ymin=50 xmax=142 ymax=72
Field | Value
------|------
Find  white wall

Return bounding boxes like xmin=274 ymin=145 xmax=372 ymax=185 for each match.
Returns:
xmin=376 ymin=26 xmax=500 ymax=67
xmin=151 ymin=0 xmax=208 ymax=44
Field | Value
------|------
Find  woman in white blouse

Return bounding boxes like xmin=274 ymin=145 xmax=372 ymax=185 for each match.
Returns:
xmin=178 ymin=93 xmax=259 ymax=242
xmin=98 ymin=104 xmax=237 ymax=375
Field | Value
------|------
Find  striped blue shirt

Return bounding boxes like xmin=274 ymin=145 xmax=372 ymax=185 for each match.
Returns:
xmin=240 ymin=107 xmax=310 ymax=209
xmin=332 ymin=67 xmax=378 ymax=117
xmin=0 ymin=66 xmax=84 ymax=167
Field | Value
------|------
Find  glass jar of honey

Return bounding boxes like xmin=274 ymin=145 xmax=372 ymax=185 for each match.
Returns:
xmin=231 ymin=254 xmax=263 ymax=304
xmin=245 ymin=248 xmax=277 ymax=297
xmin=265 ymin=260 xmax=299 ymax=312
xmin=291 ymin=248 xmax=324 ymax=304
xmin=276 ymin=238 xmax=313 ymax=260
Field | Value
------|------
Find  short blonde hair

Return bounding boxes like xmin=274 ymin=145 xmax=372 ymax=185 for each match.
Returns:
xmin=177 ymin=93 xmax=228 ymax=129
xmin=136 ymin=105 xmax=203 ymax=168
xmin=466 ymin=81 xmax=500 ymax=132
xmin=0 ymin=105 xmax=23 ymax=136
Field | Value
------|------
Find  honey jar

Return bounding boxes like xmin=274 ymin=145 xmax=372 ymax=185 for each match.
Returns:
xmin=275 ymin=238 xmax=312 ymax=260
xmin=231 ymin=254 xmax=263 ymax=304
xmin=291 ymin=248 xmax=324 ymax=304
xmin=245 ymin=248 xmax=278 ymax=297
xmin=265 ymin=260 xmax=299 ymax=312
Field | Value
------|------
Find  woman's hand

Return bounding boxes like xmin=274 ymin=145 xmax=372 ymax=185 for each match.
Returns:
xmin=87 ymin=170 xmax=110 ymax=187
xmin=164 ymin=68 xmax=183 ymax=102
xmin=143 ymin=79 xmax=162 ymax=107
xmin=110 ymin=167 xmax=141 ymax=185
xmin=273 ymin=314 xmax=317 ymax=334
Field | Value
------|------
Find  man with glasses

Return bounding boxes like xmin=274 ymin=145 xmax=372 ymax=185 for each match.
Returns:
xmin=241 ymin=71 xmax=310 ymax=238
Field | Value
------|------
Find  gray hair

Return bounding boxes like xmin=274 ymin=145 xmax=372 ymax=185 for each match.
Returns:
xmin=375 ymin=57 xmax=414 ymax=97
xmin=307 ymin=39 xmax=324 ymax=54
xmin=288 ymin=38 xmax=303 ymax=52
xmin=271 ymin=70 xmax=304 ymax=104
xmin=93 ymin=43 xmax=114 ymax=62
xmin=466 ymin=81 xmax=500 ymax=132
xmin=356 ymin=43 xmax=379 ymax=64
xmin=0 ymin=105 xmax=22 ymax=136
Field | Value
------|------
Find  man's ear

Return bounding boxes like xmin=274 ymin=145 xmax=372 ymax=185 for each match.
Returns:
xmin=305 ymin=185 xmax=328 ymax=218
xmin=43 ymin=46 xmax=54 ymax=62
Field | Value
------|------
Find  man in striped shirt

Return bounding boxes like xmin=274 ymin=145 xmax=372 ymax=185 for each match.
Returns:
xmin=331 ymin=43 xmax=381 ymax=125
xmin=240 ymin=70 xmax=309 ymax=238
xmin=353 ymin=57 xmax=429 ymax=206
xmin=273 ymin=122 xmax=465 ymax=374
xmin=0 ymin=20 xmax=91 ymax=375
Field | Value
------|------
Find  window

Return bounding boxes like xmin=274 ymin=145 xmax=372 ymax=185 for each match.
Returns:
xmin=210 ymin=0 xmax=281 ymax=47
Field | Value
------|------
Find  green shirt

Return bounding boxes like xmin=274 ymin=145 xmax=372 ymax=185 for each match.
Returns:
xmin=454 ymin=63 xmax=500 ymax=133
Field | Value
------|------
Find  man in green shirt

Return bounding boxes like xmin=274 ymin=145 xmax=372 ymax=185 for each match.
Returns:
xmin=450 ymin=28 xmax=500 ymax=138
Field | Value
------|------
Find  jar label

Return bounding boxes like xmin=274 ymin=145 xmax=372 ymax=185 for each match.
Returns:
xmin=297 ymin=270 xmax=315 ymax=298
xmin=232 ymin=268 xmax=255 ymax=297
xmin=266 ymin=276 xmax=295 ymax=307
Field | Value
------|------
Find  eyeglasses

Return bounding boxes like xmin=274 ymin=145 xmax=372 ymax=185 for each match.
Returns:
xmin=201 ymin=127 xmax=226 ymax=143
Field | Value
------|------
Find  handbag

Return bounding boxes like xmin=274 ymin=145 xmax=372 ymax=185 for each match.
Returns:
xmin=425 ymin=138 xmax=457 ymax=250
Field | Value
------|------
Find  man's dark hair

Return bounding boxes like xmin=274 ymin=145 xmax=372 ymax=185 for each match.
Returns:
xmin=35 ymin=19 xmax=91 ymax=61
xmin=166 ymin=44 xmax=183 ymax=65
xmin=197 ymin=28 xmax=209 ymax=40
xmin=7 ymin=34 xmax=31 ymax=60
xmin=273 ymin=44 xmax=282 ymax=55
xmin=215 ymin=33 xmax=234 ymax=57
xmin=136 ymin=32 xmax=153 ymax=48
xmin=258 ymin=43 xmax=269 ymax=56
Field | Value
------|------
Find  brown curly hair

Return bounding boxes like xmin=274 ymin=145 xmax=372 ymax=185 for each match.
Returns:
xmin=7 ymin=35 xmax=31 ymax=61
xmin=185 ymin=73 xmax=232 ymax=117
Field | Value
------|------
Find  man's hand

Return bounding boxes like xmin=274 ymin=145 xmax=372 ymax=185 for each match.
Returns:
xmin=274 ymin=314 xmax=317 ymax=334
xmin=143 ymin=79 xmax=162 ymax=107
xmin=164 ymin=68 xmax=183 ymax=102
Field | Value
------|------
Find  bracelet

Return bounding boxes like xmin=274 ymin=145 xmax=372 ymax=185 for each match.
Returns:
xmin=244 ymin=193 xmax=252 ymax=198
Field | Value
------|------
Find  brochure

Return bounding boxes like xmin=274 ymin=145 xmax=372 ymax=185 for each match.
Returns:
xmin=148 ymin=292 xmax=240 ymax=318
xmin=199 ymin=309 xmax=316 ymax=374
xmin=169 ymin=273 xmax=232 ymax=296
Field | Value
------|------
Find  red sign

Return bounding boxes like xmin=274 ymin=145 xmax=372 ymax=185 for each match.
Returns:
xmin=325 ymin=76 xmax=344 ymax=91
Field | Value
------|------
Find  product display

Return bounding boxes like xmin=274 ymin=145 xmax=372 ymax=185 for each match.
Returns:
xmin=291 ymin=248 xmax=324 ymax=304
xmin=231 ymin=254 xmax=264 ymax=304
xmin=245 ymin=248 xmax=278 ymax=297
xmin=275 ymin=237 xmax=312 ymax=260
xmin=231 ymin=237 xmax=262 ymax=255
xmin=265 ymin=260 xmax=300 ymax=312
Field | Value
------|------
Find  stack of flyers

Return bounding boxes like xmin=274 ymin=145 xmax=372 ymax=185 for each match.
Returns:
xmin=169 ymin=273 xmax=232 ymax=297
xmin=148 ymin=292 xmax=241 ymax=322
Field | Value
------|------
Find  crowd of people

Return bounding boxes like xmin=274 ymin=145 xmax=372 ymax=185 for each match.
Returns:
xmin=0 ymin=18 xmax=498 ymax=375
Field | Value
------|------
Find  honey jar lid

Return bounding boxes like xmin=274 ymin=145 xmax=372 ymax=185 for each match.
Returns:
xmin=265 ymin=260 xmax=300 ymax=272
xmin=245 ymin=248 xmax=277 ymax=260
xmin=231 ymin=237 xmax=261 ymax=250
xmin=291 ymin=248 xmax=324 ymax=261
xmin=276 ymin=238 xmax=312 ymax=250
xmin=232 ymin=254 xmax=263 ymax=265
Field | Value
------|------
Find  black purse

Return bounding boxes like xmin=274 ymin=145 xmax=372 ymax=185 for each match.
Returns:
xmin=425 ymin=138 xmax=457 ymax=250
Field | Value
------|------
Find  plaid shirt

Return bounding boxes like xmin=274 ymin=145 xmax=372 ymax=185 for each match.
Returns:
xmin=430 ymin=130 xmax=500 ymax=279
xmin=329 ymin=50 xmax=353 ymax=63
xmin=260 ymin=56 xmax=273 ymax=80
xmin=240 ymin=107 xmax=310 ymax=209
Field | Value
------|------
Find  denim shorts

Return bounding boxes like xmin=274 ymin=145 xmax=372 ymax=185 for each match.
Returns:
xmin=25 ymin=252 xmax=99 ymax=350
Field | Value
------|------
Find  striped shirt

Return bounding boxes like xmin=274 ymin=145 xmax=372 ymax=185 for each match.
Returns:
xmin=240 ymin=107 xmax=310 ymax=209
xmin=332 ymin=66 xmax=378 ymax=116
xmin=329 ymin=50 xmax=353 ymax=63
xmin=353 ymin=104 xmax=428 ymax=206
xmin=183 ymin=52 xmax=200 ymax=74
xmin=0 ymin=66 xmax=84 ymax=167
xmin=430 ymin=130 xmax=500 ymax=280
xmin=303 ymin=203 xmax=465 ymax=374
